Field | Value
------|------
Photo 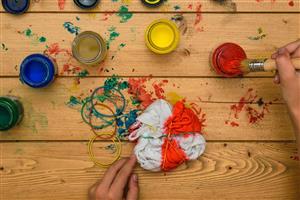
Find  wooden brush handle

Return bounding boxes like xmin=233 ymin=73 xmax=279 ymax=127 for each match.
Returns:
xmin=264 ymin=58 xmax=300 ymax=71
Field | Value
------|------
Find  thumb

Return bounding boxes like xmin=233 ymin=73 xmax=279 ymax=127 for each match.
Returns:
xmin=126 ymin=174 xmax=139 ymax=200
xmin=275 ymin=48 xmax=296 ymax=84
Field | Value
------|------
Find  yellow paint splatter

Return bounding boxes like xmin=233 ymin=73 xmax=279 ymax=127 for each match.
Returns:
xmin=166 ymin=92 xmax=184 ymax=105
xmin=122 ymin=0 xmax=131 ymax=4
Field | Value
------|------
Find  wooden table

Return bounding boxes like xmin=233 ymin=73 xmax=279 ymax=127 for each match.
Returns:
xmin=1 ymin=0 xmax=299 ymax=199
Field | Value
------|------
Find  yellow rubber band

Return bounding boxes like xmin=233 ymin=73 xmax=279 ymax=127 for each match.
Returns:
xmin=88 ymin=134 xmax=122 ymax=168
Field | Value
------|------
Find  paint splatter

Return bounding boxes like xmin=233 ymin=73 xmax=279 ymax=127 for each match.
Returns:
xmin=171 ymin=14 xmax=188 ymax=35
xmin=106 ymin=27 xmax=120 ymax=49
xmin=111 ymin=43 xmax=126 ymax=60
xmin=225 ymin=88 xmax=277 ymax=126
xmin=211 ymin=0 xmax=237 ymax=11
xmin=63 ymin=22 xmax=80 ymax=35
xmin=248 ymin=27 xmax=267 ymax=40
xmin=58 ymin=0 xmax=66 ymax=10
xmin=44 ymin=43 xmax=83 ymax=76
xmin=174 ymin=5 xmax=181 ymax=10
xmin=188 ymin=3 xmax=204 ymax=32
xmin=116 ymin=5 xmax=133 ymax=23
xmin=101 ymin=13 xmax=114 ymax=21
xmin=288 ymin=0 xmax=294 ymax=6
xmin=1 ymin=43 xmax=8 ymax=51
xmin=18 ymin=28 xmax=47 ymax=45
xmin=76 ymin=16 xmax=80 ymax=21
xmin=290 ymin=154 xmax=299 ymax=161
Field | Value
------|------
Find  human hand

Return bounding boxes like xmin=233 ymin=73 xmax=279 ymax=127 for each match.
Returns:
xmin=272 ymin=39 xmax=300 ymax=135
xmin=89 ymin=155 xmax=139 ymax=200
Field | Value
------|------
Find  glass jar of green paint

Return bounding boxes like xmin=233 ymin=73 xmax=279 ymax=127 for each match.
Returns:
xmin=0 ymin=96 xmax=24 ymax=131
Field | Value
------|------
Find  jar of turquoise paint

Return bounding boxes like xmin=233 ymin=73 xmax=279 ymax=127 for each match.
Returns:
xmin=0 ymin=96 xmax=24 ymax=131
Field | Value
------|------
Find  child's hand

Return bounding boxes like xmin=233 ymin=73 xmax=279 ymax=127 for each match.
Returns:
xmin=89 ymin=155 xmax=138 ymax=200
xmin=272 ymin=39 xmax=300 ymax=135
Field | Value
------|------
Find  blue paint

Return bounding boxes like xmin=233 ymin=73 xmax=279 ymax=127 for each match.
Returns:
xmin=20 ymin=54 xmax=56 ymax=88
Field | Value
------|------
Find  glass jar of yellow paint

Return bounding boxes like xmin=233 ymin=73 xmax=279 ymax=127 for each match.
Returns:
xmin=145 ymin=19 xmax=180 ymax=54
xmin=72 ymin=31 xmax=107 ymax=65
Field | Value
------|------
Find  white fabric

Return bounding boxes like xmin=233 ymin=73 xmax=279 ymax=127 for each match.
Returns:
xmin=129 ymin=99 xmax=206 ymax=171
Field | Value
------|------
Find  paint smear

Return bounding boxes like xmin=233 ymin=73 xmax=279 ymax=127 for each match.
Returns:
xmin=248 ymin=27 xmax=267 ymax=40
xmin=187 ymin=3 xmax=204 ymax=32
xmin=116 ymin=5 xmax=133 ymax=23
xmin=225 ymin=88 xmax=277 ymax=126
xmin=58 ymin=0 xmax=66 ymax=10
xmin=166 ymin=92 xmax=185 ymax=105
xmin=63 ymin=22 xmax=80 ymax=35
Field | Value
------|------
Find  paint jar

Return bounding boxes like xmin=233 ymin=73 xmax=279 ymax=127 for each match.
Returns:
xmin=73 ymin=0 xmax=99 ymax=9
xmin=145 ymin=19 xmax=180 ymax=54
xmin=141 ymin=0 xmax=164 ymax=7
xmin=1 ymin=0 xmax=30 ymax=14
xmin=72 ymin=31 xmax=107 ymax=65
xmin=20 ymin=54 xmax=57 ymax=88
xmin=0 ymin=96 xmax=24 ymax=131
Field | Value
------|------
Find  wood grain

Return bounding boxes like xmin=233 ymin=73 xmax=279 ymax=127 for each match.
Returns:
xmin=1 ymin=142 xmax=299 ymax=200
xmin=0 ymin=77 xmax=295 ymax=141
xmin=1 ymin=13 xmax=299 ymax=76
xmin=0 ymin=0 xmax=299 ymax=12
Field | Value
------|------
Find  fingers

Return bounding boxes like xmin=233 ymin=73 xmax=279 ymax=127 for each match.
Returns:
xmin=110 ymin=155 xmax=137 ymax=194
xmin=273 ymin=72 xmax=280 ymax=84
xmin=291 ymin=46 xmax=300 ymax=58
xmin=126 ymin=174 xmax=139 ymax=200
xmin=99 ymin=158 xmax=128 ymax=189
xmin=272 ymin=39 xmax=300 ymax=59
xmin=275 ymin=48 xmax=297 ymax=84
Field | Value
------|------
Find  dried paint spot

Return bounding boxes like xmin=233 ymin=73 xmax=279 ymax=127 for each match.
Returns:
xmin=225 ymin=88 xmax=277 ymax=126
xmin=211 ymin=0 xmax=237 ymax=11
xmin=18 ymin=28 xmax=47 ymax=45
xmin=1 ymin=43 xmax=8 ymax=51
xmin=106 ymin=27 xmax=120 ymax=49
xmin=288 ymin=0 xmax=294 ymax=6
xmin=116 ymin=5 xmax=133 ymax=23
xmin=63 ymin=22 xmax=80 ymax=35
xmin=248 ymin=27 xmax=267 ymax=40
xmin=58 ymin=0 xmax=66 ymax=10
xmin=174 ymin=5 xmax=181 ymax=10
xmin=171 ymin=14 xmax=188 ymax=35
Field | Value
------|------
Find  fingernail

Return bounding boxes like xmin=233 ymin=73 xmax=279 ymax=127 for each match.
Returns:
xmin=132 ymin=174 xmax=138 ymax=182
xmin=278 ymin=48 xmax=286 ymax=55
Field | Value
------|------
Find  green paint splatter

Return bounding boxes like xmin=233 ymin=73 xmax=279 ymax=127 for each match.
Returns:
xmin=63 ymin=22 xmax=80 ymax=35
xmin=67 ymin=96 xmax=82 ymax=107
xmin=248 ymin=27 xmax=267 ymax=40
xmin=116 ymin=5 xmax=133 ymax=23
xmin=106 ymin=27 xmax=120 ymax=49
xmin=174 ymin=5 xmax=181 ymax=10
xmin=77 ymin=69 xmax=89 ymax=78
xmin=112 ymin=0 xmax=118 ymax=2
xmin=76 ymin=16 xmax=80 ymax=21
xmin=18 ymin=28 xmax=47 ymax=45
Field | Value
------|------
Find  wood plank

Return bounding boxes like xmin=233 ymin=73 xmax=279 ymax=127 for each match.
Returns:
xmin=1 ymin=13 xmax=299 ymax=77
xmin=0 ymin=0 xmax=299 ymax=12
xmin=0 ymin=77 xmax=295 ymax=141
xmin=1 ymin=142 xmax=299 ymax=199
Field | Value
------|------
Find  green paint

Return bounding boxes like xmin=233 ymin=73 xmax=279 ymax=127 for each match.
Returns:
xmin=77 ymin=69 xmax=89 ymax=78
xmin=116 ymin=6 xmax=133 ymax=23
xmin=248 ymin=27 xmax=267 ymax=40
xmin=18 ymin=28 xmax=47 ymax=45
xmin=0 ymin=97 xmax=23 ymax=131
xmin=0 ymin=105 xmax=11 ymax=129
xmin=174 ymin=5 xmax=181 ymax=10
xmin=67 ymin=96 xmax=82 ymax=107
xmin=106 ymin=27 xmax=120 ymax=49
xmin=76 ymin=16 xmax=80 ymax=21
xmin=130 ymin=96 xmax=141 ymax=106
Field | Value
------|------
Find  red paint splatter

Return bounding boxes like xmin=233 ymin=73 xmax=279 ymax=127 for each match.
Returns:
xmin=128 ymin=78 xmax=169 ymax=109
xmin=58 ymin=0 xmax=66 ymax=10
xmin=194 ymin=3 xmax=202 ymax=26
xmin=101 ymin=13 xmax=114 ymax=21
xmin=187 ymin=4 xmax=193 ymax=9
xmin=288 ymin=0 xmax=294 ymax=6
xmin=44 ymin=43 xmax=83 ymax=75
xmin=226 ymin=88 xmax=277 ymax=126
xmin=290 ymin=155 xmax=299 ymax=161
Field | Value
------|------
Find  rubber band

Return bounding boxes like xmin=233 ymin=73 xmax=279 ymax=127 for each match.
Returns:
xmin=90 ymin=86 xmax=126 ymax=117
xmin=88 ymin=134 xmax=122 ymax=168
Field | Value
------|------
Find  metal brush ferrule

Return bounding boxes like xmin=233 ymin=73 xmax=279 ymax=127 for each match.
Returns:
xmin=248 ymin=59 xmax=267 ymax=72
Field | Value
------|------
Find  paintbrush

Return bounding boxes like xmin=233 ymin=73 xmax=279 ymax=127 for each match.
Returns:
xmin=240 ymin=58 xmax=300 ymax=73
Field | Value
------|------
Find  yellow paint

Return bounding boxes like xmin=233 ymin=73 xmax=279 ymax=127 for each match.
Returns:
xmin=144 ymin=0 xmax=161 ymax=4
xmin=77 ymin=36 xmax=101 ymax=60
xmin=166 ymin=92 xmax=184 ymax=105
xmin=122 ymin=0 xmax=132 ymax=4
xmin=145 ymin=19 xmax=180 ymax=54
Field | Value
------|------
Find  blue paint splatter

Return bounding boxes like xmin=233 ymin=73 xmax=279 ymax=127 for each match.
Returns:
xmin=63 ymin=22 xmax=80 ymax=35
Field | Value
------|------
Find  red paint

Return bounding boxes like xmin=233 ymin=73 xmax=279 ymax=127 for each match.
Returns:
xmin=194 ymin=3 xmax=202 ymax=26
xmin=187 ymin=4 xmax=193 ymax=9
xmin=58 ymin=0 xmax=66 ymax=10
xmin=212 ymin=43 xmax=247 ymax=77
xmin=226 ymin=88 xmax=276 ymax=126
xmin=288 ymin=0 xmax=294 ymax=6
xmin=128 ymin=78 xmax=169 ymax=109
xmin=290 ymin=155 xmax=299 ymax=161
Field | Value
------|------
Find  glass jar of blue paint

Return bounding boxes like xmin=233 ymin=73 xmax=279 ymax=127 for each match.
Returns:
xmin=0 ymin=96 xmax=24 ymax=131
xmin=1 ymin=0 xmax=30 ymax=14
xmin=20 ymin=54 xmax=57 ymax=88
